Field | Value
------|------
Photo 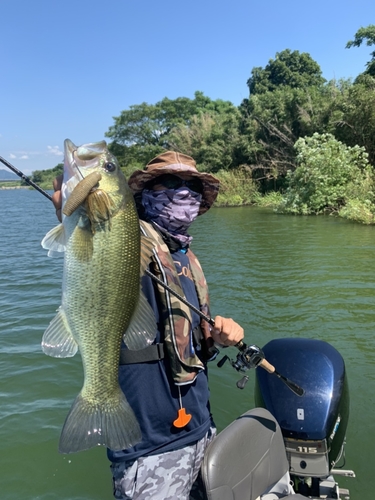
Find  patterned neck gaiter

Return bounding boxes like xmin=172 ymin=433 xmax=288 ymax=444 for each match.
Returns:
xmin=141 ymin=188 xmax=202 ymax=245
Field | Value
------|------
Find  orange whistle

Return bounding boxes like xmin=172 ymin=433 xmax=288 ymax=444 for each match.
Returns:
xmin=173 ymin=408 xmax=192 ymax=428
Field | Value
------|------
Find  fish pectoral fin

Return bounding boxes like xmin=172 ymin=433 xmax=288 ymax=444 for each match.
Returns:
xmin=70 ymin=225 xmax=94 ymax=261
xmin=140 ymin=235 xmax=156 ymax=275
xmin=42 ymin=307 xmax=78 ymax=357
xmin=41 ymin=224 xmax=67 ymax=257
xmin=123 ymin=289 xmax=157 ymax=350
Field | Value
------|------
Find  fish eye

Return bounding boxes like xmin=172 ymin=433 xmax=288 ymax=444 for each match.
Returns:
xmin=104 ymin=162 xmax=116 ymax=172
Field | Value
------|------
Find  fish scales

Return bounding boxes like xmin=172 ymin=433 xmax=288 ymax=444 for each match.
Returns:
xmin=41 ymin=139 xmax=157 ymax=454
xmin=65 ymin=202 xmax=139 ymax=395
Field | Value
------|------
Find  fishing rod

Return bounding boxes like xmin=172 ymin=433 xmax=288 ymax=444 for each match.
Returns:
xmin=2 ymin=158 xmax=304 ymax=396
xmin=146 ymin=259 xmax=304 ymax=396
xmin=0 ymin=155 xmax=53 ymax=201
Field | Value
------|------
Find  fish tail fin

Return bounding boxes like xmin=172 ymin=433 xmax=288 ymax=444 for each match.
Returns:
xmin=58 ymin=390 xmax=142 ymax=454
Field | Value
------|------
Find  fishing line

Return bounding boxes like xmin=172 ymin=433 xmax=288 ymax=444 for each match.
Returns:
xmin=72 ymin=151 xmax=85 ymax=180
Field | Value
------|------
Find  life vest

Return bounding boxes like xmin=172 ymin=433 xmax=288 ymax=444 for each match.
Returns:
xmin=140 ymin=220 xmax=217 ymax=385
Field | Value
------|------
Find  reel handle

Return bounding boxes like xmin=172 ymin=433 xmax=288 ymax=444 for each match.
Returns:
xmin=236 ymin=375 xmax=249 ymax=389
xmin=235 ymin=340 xmax=246 ymax=351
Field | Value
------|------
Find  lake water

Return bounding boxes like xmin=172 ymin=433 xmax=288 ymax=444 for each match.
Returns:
xmin=1 ymin=189 xmax=374 ymax=499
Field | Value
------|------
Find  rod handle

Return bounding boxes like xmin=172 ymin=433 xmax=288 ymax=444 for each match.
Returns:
xmin=259 ymin=358 xmax=276 ymax=373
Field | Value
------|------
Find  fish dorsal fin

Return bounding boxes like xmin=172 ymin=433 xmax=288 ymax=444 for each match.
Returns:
xmin=123 ymin=289 xmax=157 ymax=350
xmin=41 ymin=224 xmax=67 ymax=257
xmin=140 ymin=235 xmax=156 ymax=275
xmin=42 ymin=306 xmax=78 ymax=357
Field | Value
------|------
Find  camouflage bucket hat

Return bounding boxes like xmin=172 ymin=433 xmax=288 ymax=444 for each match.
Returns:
xmin=128 ymin=151 xmax=220 ymax=215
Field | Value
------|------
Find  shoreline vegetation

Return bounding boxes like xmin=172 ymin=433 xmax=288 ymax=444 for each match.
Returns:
xmin=4 ymin=25 xmax=375 ymax=225
xmin=2 ymin=139 xmax=374 ymax=225
xmin=0 ymin=183 xmax=30 ymax=190
xmin=0 ymin=175 xmax=282 ymax=210
xmin=3 ymin=167 xmax=371 ymax=226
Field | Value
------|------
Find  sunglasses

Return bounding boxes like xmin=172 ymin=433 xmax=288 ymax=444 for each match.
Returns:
xmin=147 ymin=174 xmax=204 ymax=194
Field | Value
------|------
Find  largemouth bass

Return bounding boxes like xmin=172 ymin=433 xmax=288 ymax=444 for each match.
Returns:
xmin=41 ymin=139 xmax=156 ymax=454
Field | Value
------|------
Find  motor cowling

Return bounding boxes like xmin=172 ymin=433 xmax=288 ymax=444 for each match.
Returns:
xmin=255 ymin=338 xmax=349 ymax=478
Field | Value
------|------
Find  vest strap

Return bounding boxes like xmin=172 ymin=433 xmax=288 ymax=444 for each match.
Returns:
xmin=119 ymin=344 xmax=165 ymax=364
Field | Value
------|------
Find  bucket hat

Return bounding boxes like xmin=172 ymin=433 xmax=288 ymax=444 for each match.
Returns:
xmin=128 ymin=151 xmax=220 ymax=215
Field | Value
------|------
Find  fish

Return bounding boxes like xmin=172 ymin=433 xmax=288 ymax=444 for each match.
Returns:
xmin=41 ymin=139 xmax=157 ymax=454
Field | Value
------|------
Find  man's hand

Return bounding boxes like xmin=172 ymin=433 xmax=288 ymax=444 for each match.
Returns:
xmin=211 ymin=316 xmax=244 ymax=346
xmin=52 ymin=174 xmax=63 ymax=222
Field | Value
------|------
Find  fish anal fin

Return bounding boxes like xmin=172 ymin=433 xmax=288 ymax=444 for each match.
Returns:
xmin=123 ymin=289 xmax=157 ymax=350
xmin=42 ymin=307 xmax=78 ymax=358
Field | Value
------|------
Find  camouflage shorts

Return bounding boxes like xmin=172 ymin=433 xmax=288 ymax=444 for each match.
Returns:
xmin=110 ymin=426 xmax=216 ymax=500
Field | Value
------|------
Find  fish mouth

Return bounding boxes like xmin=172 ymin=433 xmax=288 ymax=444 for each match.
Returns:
xmin=63 ymin=172 xmax=116 ymax=231
xmin=63 ymin=139 xmax=109 ymax=191
xmin=63 ymin=139 xmax=113 ymax=219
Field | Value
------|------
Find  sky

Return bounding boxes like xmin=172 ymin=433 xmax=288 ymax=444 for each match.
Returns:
xmin=1 ymin=0 xmax=375 ymax=175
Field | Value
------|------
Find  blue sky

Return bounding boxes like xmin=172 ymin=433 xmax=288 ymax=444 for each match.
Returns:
xmin=1 ymin=0 xmax=374 ymax=175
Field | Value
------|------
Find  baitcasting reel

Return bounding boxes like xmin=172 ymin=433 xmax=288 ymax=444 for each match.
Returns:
xmin=217 ymin=343 xmax=265 ymax=389
xmin=217 ymin=341 xmax=304 ymax=396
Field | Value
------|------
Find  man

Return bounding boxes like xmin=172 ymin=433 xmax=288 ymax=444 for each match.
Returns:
xmin=52 ymin=151 xmax=244 ymax=499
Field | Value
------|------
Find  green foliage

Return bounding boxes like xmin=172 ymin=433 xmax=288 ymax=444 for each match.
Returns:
xmin=255 ymin=191 xmax=284 ymax=207
xmin=239 ymin=81 xmax=347 ymax=183
xmin=168 ymin=109 xmax=241 ymax=173
xmin=346 ymin=25 xmax=375 ymax=75
xmin=278 ymin=133 xmax=374 ymax=216
xmin=334 ymin=76 xmax=375 ymax=164
xmin=105 ymin=91 xmax=237 ymax=168
xmin=109 ymin=142 xmax=164 ymax=175
xmin=247 ymin=49 xmax=325 ymax=95
xmin=214 ymin=168 xmax=259 ymax=206
xmin=31 ymin=163 xmax=64 ymax=189
xmin=338 ymin=199 xmax=375 ymax=224
xmin=241 ymin=49 xmax=349 ymax=186
xmin=0 ymin=181 xmax=22 ymax=188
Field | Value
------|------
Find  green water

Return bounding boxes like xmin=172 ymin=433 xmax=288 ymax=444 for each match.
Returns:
xmin=1 ymin=190 xmax=374 ymax=499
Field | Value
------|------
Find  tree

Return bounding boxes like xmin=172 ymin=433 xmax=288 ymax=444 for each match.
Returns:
xmin=168 ymin=108 xmax=241 ymax=172
xmin=31 ymin=163 xmax=64 ymax=188
xmin=247 ymin=49 xmax=326 ymax=95
xmin=334 ymin=77 xmax=375 ymax=165
xmin=346 ymin=25 xmax=375 ymax=76
xmin=240 ymin=50 xmax=332 ymax=188
xmin=105 ymin=91 xmax=236 ymax=169
xmin=238 ymin=81 xmax=347 ymax=187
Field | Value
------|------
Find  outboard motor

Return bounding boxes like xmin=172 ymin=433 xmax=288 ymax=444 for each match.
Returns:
xmin=255 ymin=338 xmax=353 ymax=498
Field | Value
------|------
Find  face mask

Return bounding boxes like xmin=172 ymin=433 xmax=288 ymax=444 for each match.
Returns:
xmin=141 ymin=187 xmax=202 ymax=243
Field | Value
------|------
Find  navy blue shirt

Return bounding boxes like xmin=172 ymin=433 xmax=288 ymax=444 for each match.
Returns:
xmin=108 ymin=249 xmax=214 ymax=463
